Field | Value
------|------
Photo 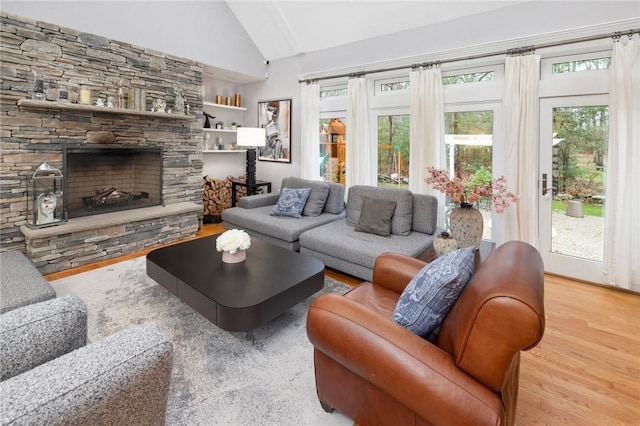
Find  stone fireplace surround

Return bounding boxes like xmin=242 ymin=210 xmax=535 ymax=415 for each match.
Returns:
xmin=1 ymin=12 xmax=205 ymax=274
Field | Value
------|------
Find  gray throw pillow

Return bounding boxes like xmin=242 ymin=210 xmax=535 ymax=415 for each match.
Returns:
xmin=270 ymin=188 xmax=311 ymax=218
xmin=393 ymin=247 xmax=475 ymax=339
xmin=282 ymin=177 xmax=330 ymax=217
xmin=354 ymin=197 xmax=396 ymax=237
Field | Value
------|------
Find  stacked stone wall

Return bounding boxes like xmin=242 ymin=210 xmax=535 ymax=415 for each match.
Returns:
xmin=0 ymin=12 xmax=204 ymax=258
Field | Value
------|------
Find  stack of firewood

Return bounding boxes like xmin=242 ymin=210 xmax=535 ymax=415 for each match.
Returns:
xmin=202 ymin=175 xmax=247 ymax=222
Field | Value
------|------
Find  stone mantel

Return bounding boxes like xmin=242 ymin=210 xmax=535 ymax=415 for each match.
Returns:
xmin=17 ymin=99 xmax=194 ymax=121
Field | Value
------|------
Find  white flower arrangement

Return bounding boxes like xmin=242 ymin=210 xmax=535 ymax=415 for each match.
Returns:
xmin=216 ymin=229 xmax=251 ymax=254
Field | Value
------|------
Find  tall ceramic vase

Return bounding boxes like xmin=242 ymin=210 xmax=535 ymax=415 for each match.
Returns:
xmin=450 ymin=202 xmax=483 ymax=250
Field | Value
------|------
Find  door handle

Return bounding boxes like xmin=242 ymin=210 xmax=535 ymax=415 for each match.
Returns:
xmin=542 ymin=173 xmax=550 ymax=196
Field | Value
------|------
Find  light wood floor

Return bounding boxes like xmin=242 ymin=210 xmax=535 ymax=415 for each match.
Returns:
xmin=44 ymin=224 xmax=640 ymax=425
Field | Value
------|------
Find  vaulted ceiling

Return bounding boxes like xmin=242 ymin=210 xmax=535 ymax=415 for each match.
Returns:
xmin=225 ymin=0 xmax=529 ymax=60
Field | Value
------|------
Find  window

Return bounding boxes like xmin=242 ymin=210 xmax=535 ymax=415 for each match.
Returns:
xmin=444 ymin=110 xmax=494 ymax=239
xmin=319 ymin=116 xmax=347 ymax=184
xmin=320 ymin=87 xmax=347 ymax=98
xmin=442 ymin=71 xmax=495 ymax=85
xmin=552 ymin=57 xmax=611 ymax=74
xmin=376 ymin=114 xmax=410 ymax=188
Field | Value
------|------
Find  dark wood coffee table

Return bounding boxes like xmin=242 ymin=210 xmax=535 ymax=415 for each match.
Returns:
xmin=146 ymin=235 xmax=324 ymax=331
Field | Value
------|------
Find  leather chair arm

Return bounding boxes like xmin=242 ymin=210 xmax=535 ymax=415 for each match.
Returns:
xmin=370 ymin=252 xmax=427 ymax=294
xmin=307 ymin=293 xmax=505 ymax=426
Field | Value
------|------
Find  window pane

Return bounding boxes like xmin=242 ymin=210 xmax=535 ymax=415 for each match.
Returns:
xmin=320 ymin=88 xmax=347 ymax=98
xmin=552 ymin=58 xmax=611 ymax=74
xmin=377 ymin=115 xmax=410 ymax=188
xmin=444 ymin=110 xmax=493 ymax=239
xmin=551 ymin=106 xmax=608 ymax=261
xmin=442 ymin=71 xmax=495 ymax=85
xmin=380 ymin=81 xmax=410 ymax=92
xmin=319 ymin=117 xmax=347 ymax=183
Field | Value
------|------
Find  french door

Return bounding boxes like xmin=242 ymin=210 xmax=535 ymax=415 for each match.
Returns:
xmin=539 ymin=95 xmax=608 ymax=284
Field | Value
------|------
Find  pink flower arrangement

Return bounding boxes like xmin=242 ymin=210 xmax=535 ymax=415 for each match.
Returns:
xmin=425 ymin=166 xmax=519 ymax=213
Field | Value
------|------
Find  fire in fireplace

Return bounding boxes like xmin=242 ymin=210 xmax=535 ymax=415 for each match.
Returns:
xmin=63 ymin=145 xmax=163 ymax=218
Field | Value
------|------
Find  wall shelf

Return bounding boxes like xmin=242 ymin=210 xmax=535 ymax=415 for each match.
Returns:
xmin=203 ymin=128 xmax=237 ymax=133
xmin=17 ymin=99 xmax=193 ymax=120
xmin=203 ymin=150 xmax=246 ymax=154
xmin=203 ymin=101 xmax=247 ymax=111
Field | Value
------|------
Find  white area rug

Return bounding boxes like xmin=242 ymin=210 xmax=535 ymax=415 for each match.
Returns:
xmin=50 ymin=256 xmax=353 ymax=425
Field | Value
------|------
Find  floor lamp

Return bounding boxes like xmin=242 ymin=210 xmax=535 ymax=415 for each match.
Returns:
xmin=236 ymin=127 xmax=266 ymax=186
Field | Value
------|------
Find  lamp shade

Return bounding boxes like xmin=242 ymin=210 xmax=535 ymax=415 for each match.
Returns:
xmin=237 ymin=127 xmax=266 ymax=147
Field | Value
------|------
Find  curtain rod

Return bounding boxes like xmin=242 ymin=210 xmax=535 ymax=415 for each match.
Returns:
xmin=299 ymin=28 xmax=639 ymax=84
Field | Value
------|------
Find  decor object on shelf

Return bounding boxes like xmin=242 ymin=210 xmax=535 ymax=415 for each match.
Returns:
xmin=433 ymin=231 xmax=458 ymax=257
xmin=216 ymin=229 xmax=251 ymax=263
xmin=174 ymin=85 xmax=185 ymax=114
xmin=425 ymin=166 xmax=519 ymax=249
xmin=31 ymin=68 xmax=45 ymax=100
xmin=203 ymin=112 xmax=215 ymax=128
xmin=151 ymin=98 xmax=166 ymax=113
xmin=234 ymin=93 xmax=241 ymax=107
xmin=236 ymin=127 xmax=266 ymax=186
xmin=257 ymin=98 xmax=292 ymax=163
xmin=215 ymin=95 xmax=222 ymax=104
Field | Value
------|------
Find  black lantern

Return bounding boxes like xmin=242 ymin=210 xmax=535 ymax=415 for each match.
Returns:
xmin=28 ymin=162 xmax=65 ymax=228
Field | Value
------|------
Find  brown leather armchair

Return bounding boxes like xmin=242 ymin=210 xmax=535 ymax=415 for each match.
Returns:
xmin=307 ymin=241 xmax=545 ymax=426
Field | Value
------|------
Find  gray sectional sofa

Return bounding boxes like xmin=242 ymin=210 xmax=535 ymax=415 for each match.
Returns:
xmin=222 ymin=177 xmax=346 ymax=251
xmin=221 ymin=178 xmax=440 ymax=281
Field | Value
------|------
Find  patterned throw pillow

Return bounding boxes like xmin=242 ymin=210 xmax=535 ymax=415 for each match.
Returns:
xmin=393 ymin=247 xmax=475 ymax=339
xmin=270 ymin=187 xmax=312 ymax=218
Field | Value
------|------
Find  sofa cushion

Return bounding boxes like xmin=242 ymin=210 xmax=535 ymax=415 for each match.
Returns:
xmin=324 ymin=182 xmax=346 ymax=214
xmin=393 ymin=247 xmax=475 ymax=339
xmin=346 ymin=186 xmax=413 ymax=236
xmin=0 ymin=251 xmax=56 ymax=314
xmin=282 ymin=177 xmax=330 ymax=217
xmin=0 ymin=295 xmax=87 ymax=381
xmin=271 ymin=187 xmax=311 ymax=218
xmin=411 ymin=193 xmax=439 ymax=235
xmin=355 ymin=197 xmax=396 ymax=237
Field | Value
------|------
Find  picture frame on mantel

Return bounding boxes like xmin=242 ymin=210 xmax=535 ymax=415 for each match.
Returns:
xmin=257 ymin=98 xmax=291 ymax=163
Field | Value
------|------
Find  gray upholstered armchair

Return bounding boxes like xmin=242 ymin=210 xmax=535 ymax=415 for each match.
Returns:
xmin=0 ymin=295 xmax=174 ymax=425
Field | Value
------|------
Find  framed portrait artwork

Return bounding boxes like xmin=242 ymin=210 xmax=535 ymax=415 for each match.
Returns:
xmin=257 ymin=98 xmax=292 ymax=163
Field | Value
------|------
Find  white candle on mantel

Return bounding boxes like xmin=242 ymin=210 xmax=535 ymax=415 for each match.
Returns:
xmin=79 ymin=87 xmax=91 ymax=104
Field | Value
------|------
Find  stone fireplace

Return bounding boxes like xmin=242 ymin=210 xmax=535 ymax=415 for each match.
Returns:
xmin=63 ymin=145 xmax=163 ymax=218
xmin=1 ymin=12 xmax=205 ymax=274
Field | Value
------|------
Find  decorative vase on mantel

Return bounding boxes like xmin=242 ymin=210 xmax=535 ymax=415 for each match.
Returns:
xmin=449 ymin=202 xmax=483 ymax=250
xmin=222 ymin=250 xmax=246 ymax=264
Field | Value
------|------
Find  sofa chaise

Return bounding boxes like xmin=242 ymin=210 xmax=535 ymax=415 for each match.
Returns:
xmin=221 ymin=176 xmax=346 ymax=251
xmin=299 ymin=185 xmax=439 ymax=281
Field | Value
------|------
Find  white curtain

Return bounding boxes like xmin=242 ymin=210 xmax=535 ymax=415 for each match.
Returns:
xmin=604 ymin=39 xmax=640 ymax=290
xmin=346 ymin=76 xmax=374 ymax=189
xmin=501 ymin=53 xmax=541 ymax=246
xmin=409 ymin=65 xmax=446 ymax=227
xmin=300 ymin=81 xmax=321 ymax=180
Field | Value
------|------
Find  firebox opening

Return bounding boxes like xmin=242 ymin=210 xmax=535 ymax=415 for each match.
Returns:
xmin=63 ymin=145 xmax=163 ymax=218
